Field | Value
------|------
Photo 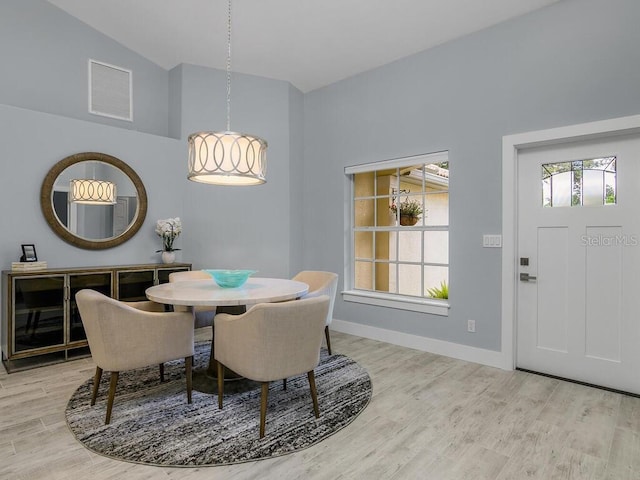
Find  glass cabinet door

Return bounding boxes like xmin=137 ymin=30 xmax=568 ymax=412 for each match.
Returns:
xmin=13 ymin=276 xmax=65 ymax=353
xmin=117 ymin=270 xmax=155 ymax=301
xmin=69 ymin=272 xmax=112 ymax=343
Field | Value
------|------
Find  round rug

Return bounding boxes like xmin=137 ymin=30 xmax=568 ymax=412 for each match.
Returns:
xmin=65 ymin=342 xmax=372 ymax=466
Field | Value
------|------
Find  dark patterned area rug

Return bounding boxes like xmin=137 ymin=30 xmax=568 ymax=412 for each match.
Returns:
xmin=65 ymin=342 xmax=372 ymax=467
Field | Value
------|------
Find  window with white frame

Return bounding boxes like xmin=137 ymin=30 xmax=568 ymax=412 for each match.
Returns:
xmin=344 ymin=152 xmax=450 ymax=315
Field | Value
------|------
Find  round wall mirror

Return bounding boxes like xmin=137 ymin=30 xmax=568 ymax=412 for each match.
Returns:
xmin=41 ymin=152 xmax=147 ymax=249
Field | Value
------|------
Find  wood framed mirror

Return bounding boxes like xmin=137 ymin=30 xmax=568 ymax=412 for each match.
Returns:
xmin=41 ymin=152 xmax=147 ymax=249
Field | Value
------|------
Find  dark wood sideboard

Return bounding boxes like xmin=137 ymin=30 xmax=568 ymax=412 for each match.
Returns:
xmin=1 ymin=263 xmax=191 ymax=372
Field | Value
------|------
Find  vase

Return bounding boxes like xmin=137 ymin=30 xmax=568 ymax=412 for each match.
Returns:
xmin=400 ymin=215 xmax=419 ymax=226
xmin=161 ymin=251 xmax=176 ymax=264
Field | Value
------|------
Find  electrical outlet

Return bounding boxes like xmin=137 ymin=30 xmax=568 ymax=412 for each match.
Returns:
xmin=467 ymin=319 xmax=476 ymax=333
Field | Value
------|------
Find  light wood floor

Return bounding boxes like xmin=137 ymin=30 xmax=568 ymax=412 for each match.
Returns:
xmin=2 ymin=330 xmax=640 ymax=480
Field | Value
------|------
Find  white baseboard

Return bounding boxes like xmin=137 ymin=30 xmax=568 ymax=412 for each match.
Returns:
xmin=331 ymin=319 xmax=508 ymax=370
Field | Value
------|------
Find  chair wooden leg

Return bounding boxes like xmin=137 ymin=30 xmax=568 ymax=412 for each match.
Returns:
xmin=159 ymin=363 xmax=165 ymax=382
xmin=91 ymin=366 xmax=102 ymax=406
xmin=260 ymin=382 xmax=270 ymax=438
xmin=105 ymin=371 xmax=119 ymax=425
xmin=325 ymin=325 xmax=332 ymax=355
xmin=185 ymin=356 xmax=193 ymax=404
xmin=283 ymin=378 xmax=287 ymax=390
xmin=307 ymin=370 xmax=320 ymax=418
xmin=217 ymin=362 xmax=224 ymax=409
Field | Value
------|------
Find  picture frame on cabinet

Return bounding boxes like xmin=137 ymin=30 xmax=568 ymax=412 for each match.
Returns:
xmin=20 ymin=244 xmax=38 ymax=262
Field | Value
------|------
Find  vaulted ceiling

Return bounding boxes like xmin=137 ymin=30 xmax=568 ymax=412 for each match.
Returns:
xmin=47 ymin=0 xmax=561 ymax=92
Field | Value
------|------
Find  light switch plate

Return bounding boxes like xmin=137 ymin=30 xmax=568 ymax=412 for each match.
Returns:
xmin=483 ymin=234 xmax=502 ymax=248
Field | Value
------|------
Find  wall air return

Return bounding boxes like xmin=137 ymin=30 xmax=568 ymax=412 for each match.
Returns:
xmin=89 ymin=59 xmax=133 ymax=121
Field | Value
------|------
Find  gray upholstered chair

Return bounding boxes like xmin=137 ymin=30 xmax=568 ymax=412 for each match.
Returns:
xmin=292 ymin=271 xmax=338 ymax=354
xmin=75 ymin=289 xmax=195 ymax=424
xmin=215 ymin=295 xmax=330 ymax=438
xmin=169 ymin=270 xmax=217 ymax=328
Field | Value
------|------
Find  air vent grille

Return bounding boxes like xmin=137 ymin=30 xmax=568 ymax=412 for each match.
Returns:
xmin=89 ymin=59 xmax=132 ymax=121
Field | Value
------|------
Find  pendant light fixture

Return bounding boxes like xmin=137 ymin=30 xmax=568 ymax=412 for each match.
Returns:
xmin=70 ymin=178 xmax=117 ymax=204
xmin=187 ymin=0 xmax=267 ymax=186
xmin=70 ymin=162 xmax=117 ymax=205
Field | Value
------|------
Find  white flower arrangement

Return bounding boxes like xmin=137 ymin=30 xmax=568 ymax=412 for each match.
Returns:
xmin=155 ymin=217 xmax=182 ymax=252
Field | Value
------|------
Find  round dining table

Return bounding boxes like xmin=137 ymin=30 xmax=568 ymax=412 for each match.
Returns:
xmin=146 ymin=276 xmax=309 ymax=309
xmin=145 ymin=276 xmax=309 ymax=391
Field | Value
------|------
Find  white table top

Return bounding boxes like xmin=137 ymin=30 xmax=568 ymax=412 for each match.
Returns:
xmin=145 ymin=277 xmax=309 ymax=307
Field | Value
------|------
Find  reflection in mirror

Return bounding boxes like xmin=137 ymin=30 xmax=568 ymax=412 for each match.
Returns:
xmin=51 ymin=162 xmax=138 ymax=241
xmin=41 ymin=152 xmax=147 ymax=250
xmin=70 ymin=178 xmax=116 ymax=204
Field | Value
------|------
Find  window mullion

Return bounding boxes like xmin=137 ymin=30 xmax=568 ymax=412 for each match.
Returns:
xmin=372 ymin=172 xmax=377 ymax=291
xmin=421 ymin=166 xmax=426 ymax=295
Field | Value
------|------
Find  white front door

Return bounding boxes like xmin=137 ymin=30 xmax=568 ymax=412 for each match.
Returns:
xmin=516 ymin=133 xmax=640 ymax=393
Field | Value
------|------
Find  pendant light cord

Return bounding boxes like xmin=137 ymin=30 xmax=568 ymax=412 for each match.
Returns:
xmin=226 ymin=0 xmax=232 ymax=132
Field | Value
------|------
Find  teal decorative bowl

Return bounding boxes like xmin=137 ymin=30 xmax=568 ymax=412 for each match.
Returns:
xmin=203 ymin=269 xmax=257 ymax=288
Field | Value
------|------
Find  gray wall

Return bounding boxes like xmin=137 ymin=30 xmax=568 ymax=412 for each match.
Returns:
xmin=303 ymin=0 xmax=640 ymax=351
xmin=174 ymin=64 xmax=297 ymax=278
xmin=0 ymin=0 xmax=169 ymax=136
xmin=168 ymin=66 xmax=183 ymax=139
xmin=288 ymin=84 xmax=305 ymax=275
xmin=2 ymin=0 xmax=639 ymax=355
xmin=0 ymin=1 xmax=301 ymax=281
xmin=0 ymin=104 xmax=183 ymax=267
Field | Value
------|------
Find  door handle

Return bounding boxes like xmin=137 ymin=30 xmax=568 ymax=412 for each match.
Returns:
xmin=520 ymin=273 xmax=537 ymax=282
